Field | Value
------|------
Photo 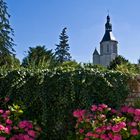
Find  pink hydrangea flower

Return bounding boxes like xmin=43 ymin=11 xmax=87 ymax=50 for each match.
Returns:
xmin=134 ymin=109 xmax=140 ymax=116
xmin=120 ymin=106 xmax=128 ymax=113
xmin=112 ymin=124 xmax=122 ymax=132
xmin=97 ymin=107 xmax=103 ymax=112
xmin=119 ymin=122 xmax=126 ymax=128
xmin=2 ymin=114 xmax=8 ymax=119
xmin=18 ymin=120 xmax=33 ymax=129
xmin=23 ymin=134 xmax=34 ymax=140
xmin=131 ymin=129 xmax=139 ymax=136
xmin=113 ymin=134 xmax=122 ymax=140
xmin=79 ymin=129 xmax=84 ymax=134
xmin=73 ymin=109 xmax=86 ymax=118
xmin=0 ymin=110 xmax=4 ymax=114
xmin=86 ymin=132 xmax=94 ymax=137
xmin=100 ymin=114 xmax=106 ymax=120
xmin=134 ymin=116 xmax=140 ymax=122
xmin=100 ymin=134 xmax=107 ymax=139
xmin=108 ymin=132 xmax=114 ymax=139
xmin=99 ymin=104 xmax=108 ymax=109
xmin=6 ymin=119 xmax=12 ymax=125
xmin=131 ymin=122 xmax=137 ymax=127
xmin=28 ymin=130 xmax=36 ymax=138
xmin=91 ymin=105 xmax=97 ymax=111
xmin=127 ymin=107 xmax=134 ymax=114
xmin=5 ymin=110 xmax=10 ymax=115
xmin=84 ymin=138 xmax=89 ymax=140
xmin=0 ymin=136 xmax=6 ymax=140
xmin=95 ymin=127 xmax=102 ymax=133
xmin=0 ymin=124 xmax=5 ymax=131
xmin=92 ymin=133 xmax=99 ymax=138
xmin=4 ymin=126 xmax=11 ymax=134
xmin=111 ymin=109 xmax=117 ymax=114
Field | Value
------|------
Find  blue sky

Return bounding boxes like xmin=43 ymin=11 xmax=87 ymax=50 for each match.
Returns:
xmin=6 ymin=0 xmax=140 ymax=63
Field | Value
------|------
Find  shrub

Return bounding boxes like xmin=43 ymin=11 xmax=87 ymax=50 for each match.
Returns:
xmin=0 ymin=66 xmax=130 ymax=139
xmin=73 ymin=104 xmax=140 ymax=140
xmin=0 ymin=97 xmax=41 ymax=139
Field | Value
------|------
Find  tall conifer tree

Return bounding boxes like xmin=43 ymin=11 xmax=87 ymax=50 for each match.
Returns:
xmin=55 ymin=27 xmax=71 ymax=63
xmin=0 ymin=0 xmax=14 ymax=54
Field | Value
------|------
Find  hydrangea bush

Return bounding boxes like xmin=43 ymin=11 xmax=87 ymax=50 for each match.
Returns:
xmin=73 ymin=104 xmax=140 ymax=140
xmin=0 ymin=97 xmax=41 ymax=140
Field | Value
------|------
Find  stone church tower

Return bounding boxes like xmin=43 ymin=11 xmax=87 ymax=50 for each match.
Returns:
xmin=93 ymin=15 xmax=118 ymax=66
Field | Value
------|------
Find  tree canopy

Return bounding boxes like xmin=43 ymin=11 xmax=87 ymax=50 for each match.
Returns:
xmin=108 ymin=55 xmax=129 ymax=70
xmin=22 ymin=45 xmax=55 ymax=67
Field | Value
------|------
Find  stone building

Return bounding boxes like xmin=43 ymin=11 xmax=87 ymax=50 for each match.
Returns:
xmin=93 ymin=15 xmax=118 ymax=66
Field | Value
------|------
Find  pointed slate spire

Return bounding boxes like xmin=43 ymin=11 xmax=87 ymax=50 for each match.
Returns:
xmin=100 ymin=15 xmax=117 ymax=43
xmin=93 ymin=48 xmax=99 ymax=55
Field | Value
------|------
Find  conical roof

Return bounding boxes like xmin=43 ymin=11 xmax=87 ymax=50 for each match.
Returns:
xmin=93 ymin=48 xmax=99 ymax=55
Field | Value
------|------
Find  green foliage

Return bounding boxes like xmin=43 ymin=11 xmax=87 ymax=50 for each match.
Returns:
xmin=0 ymin=66 xmax=130 ymax=139
xmin=116 ymin=63 xmax=140 ymax=74
xmin=83 ymin=63 xmax=107 ymax=71
xmin=0 ymin=0 xmax=15 ymax=54
xmin=0 ymin=54 xmax=20 ymax=68
xmin=108 ymin=55 xmax=129 ymax=70
xmin=22 ymin=45 xmax=55 ymax=68
xmin=55 ymin=27 xmax=71 ymax=63
xmin=56 ymin=60 xmax=81 ymax=70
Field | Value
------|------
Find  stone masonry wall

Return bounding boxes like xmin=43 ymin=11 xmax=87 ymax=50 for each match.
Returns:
xmin=125 ymin=75 xmax=140 ymax=106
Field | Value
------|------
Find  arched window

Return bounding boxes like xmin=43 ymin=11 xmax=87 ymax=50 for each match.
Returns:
xmin=107 ymin=45 xmax=109 ymax=53
xmin=113 ymin=44 xmax=116 ymax=53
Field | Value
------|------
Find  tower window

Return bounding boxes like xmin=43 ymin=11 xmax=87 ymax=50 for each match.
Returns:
xmin=100 ymin=45 xmax=103 ymax=54
xmin=113 ymin=45 xmax=117 ymax=53
xmin=107 ymin=45 xmax=109 ymax=53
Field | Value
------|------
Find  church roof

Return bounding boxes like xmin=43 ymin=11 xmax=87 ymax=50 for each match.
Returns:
xmin=100 ymin=15 xmax=117 ymax=43
xmin=93 ymin=48 xmax=99 ymax=55
xmin=101 ymin=31 xmax=117 ymax=43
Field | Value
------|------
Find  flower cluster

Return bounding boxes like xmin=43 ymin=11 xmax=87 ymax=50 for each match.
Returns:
xmin=73 ymin=104 xmax=140 ymax=140
xmin=0 ymin=97 xmax=41 ymax=140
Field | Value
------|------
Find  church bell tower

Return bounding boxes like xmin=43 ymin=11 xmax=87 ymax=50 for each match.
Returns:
xmin=93 ymin=15 xmax=118 ymax=66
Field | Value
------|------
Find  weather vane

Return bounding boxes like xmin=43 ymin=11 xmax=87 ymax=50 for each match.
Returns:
xmin=107 ymin=9 xmax=110 ymax=15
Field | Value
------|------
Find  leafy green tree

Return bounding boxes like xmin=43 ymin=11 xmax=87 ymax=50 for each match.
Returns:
xmin=108 ymin=55 xmax=129 ymax=70
xmin=57 ymin=60 xmax=81 ymax=69
xmin=0 ymin=0 xmax=15 ymax=54
xmin=0 ymin=54 xmax=20 ymax=68
xmin=116 ymin=63 xmax=140 ymax=74
xmin=22 ymin=45 xmax=55 ymax=67
xmin=84 ymin=63 xmax=107 ymax=71
xmin=55 ymin=27 xmax=71 ymax=63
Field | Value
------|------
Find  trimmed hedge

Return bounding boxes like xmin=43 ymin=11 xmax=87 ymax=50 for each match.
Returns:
xmin=0 ymin=67 xmax=130 ymax=139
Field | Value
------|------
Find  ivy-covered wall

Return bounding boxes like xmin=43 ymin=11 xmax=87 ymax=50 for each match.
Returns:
xmin=0 ymin=67 xmax=130 ymax=139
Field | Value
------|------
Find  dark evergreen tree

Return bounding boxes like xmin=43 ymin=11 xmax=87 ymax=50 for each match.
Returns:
xmin=55 ymin=27 xmax=71 ymax=63
xmin=0 ymin=0 xmax=15 ymax=54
